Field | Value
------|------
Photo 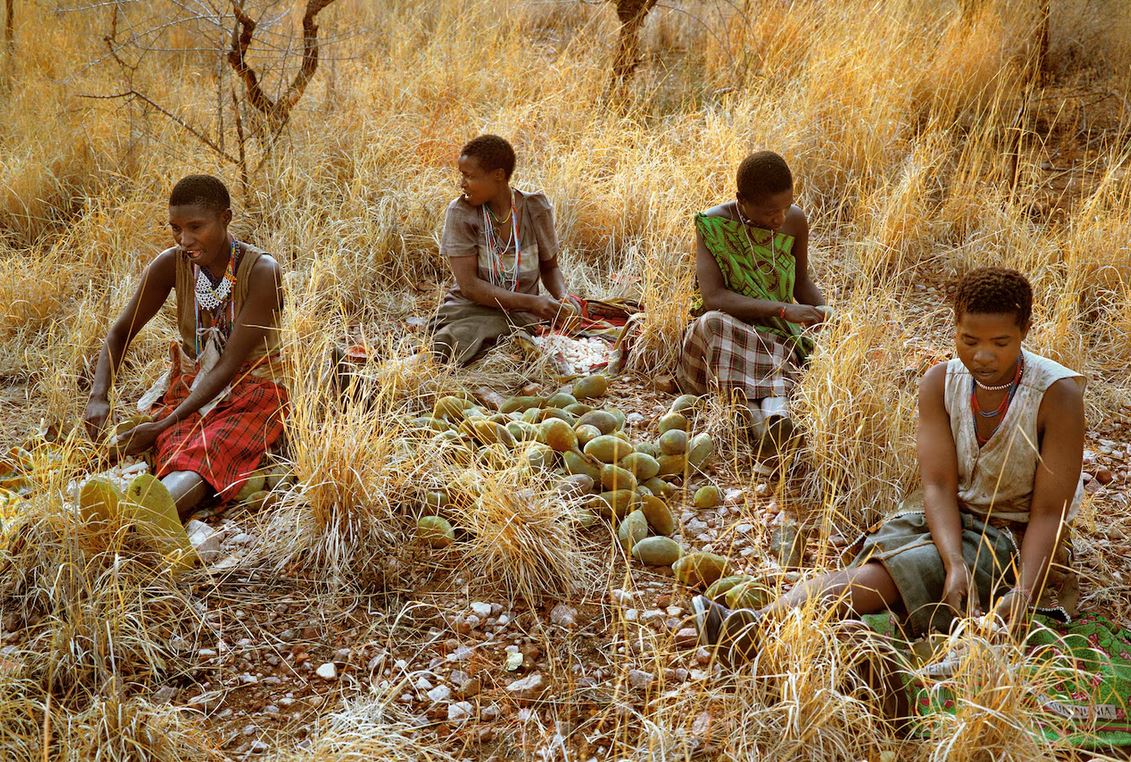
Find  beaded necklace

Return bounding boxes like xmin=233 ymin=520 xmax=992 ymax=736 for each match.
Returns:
xmin=192 ymin=238 xmax=241 ymax=358
xmin=482 ymin=190 xmax=523 ymax=291
xmin=971 ymin=355 xmax=1024 ymax=446
xmin=736 ymin=202 xmax=778 ymax=275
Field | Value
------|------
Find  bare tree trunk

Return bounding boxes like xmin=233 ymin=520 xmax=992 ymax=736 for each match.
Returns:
xmin=611 ymin=0 xmax=657 ymax=87
xmin=228 ymin=0 xmax=337 ymax=131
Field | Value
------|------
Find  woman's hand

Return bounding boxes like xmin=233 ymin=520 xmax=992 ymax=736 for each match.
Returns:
xmin=782 ymin=303 xmax=827 ymax=327
xmin=117 ymin=420 xmax=165 ymax=456
xmin=530 ymin=295 xmax=569 ymax=322
xmin=992 ymin=589 xmax=1032 ymax=639
xmin=83 ymin=398 xmax=111 ymax=441
xmin=942 ymin=563 xmax=982 ymax=618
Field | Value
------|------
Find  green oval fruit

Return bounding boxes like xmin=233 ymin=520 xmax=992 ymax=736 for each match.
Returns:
xmin=433 ymin=395 xmax=472 ymax=421
xmin=562 ymin=449 xmax=602 ymax=481
xmin=725 ymin=580 xmax=774 ymax=610
xmin=640 ymin=495 xmax=675 ymax=536
xmin=525 ymin=443 xmax=556 ymax=470
xmin=564 ymin=402 xmax=594 ymax=416
xmin=574 ymin=424 xmax=602 ymax=447
xmin=462 ymin=407 xmax=487 ymax=420
xmin=501 ymin=395 xmax=545 ymax=413
xmin=687 ymin=432 xmax=714 ymax=469
xmin=467 ymin=420 xmax=515 ymax=448
xmin=242 ymin=490 xmax=275 ymax=512
xmin=672 ymin=552 xmax=730 ymax=588
xmin=613 ymin=430 xmax=632 ymax=443
xmin=556 ymin=474 xmax=595 ymax=498
xmin=417 ymin=515 xmax=455 ymax=548
xmin=632 ymin=536 xmax=682 ymax=566
xmin=546 ymin=392 xmax=577 ymax=409
xmin=658 ymin=412 xmax=689 ymax=434
xmin=656 ymin=454 xmax=686 ymax=477
xmin=506 ymin=420 xmax=538 ymax=442
xmin=488 ymin=413 xmax=512 ymax=425
xmin=577 ymin=410 xmax=618 ymax=435
xmin=431 ymin=429 xmax=467 ymax=447
xmin=572 ymin=374 xmax=609 ymax=399
xmin=606 ymin=408 xmax=626 ymax=430
xmin=409 ymin=416 xmax=450 ymax=432
xmin=584 ymin=435 xmax=633 ymax=464
xmin=599 ymin=464 xmax=638 ymax=492
xmin=79 ymin=477 xmax=123 ymax=524
xmin=424 ymin=490 xmax=449 ymax=509
xmin=704 ymin=574 xmax=754 ymax=603
xmin=659 ymin=429 xmax=688 ymax=455
xmin=521 ymin=407 xmax=543 ymax=424
xmin=635 ymin=441 xmax=661 ymax=458
xmin=236 ymin=474 xmax=266 ymax=502
xmin=619 ymin=452 xmax=660 ymax=481
xmin=590 ymin=489 xmax=638 ymax=520
xmin=641 ymin=477 xmax=675 ymax=497
xmin=540 ymin=418 xmax=578 ymax=452
xmin=636 ymin=485 xmax=653 ymax=498
xmin=617 ymin=509 xmax=649 ymax=551
xmin=693 ymin=485 xmax=721 ymax=508
xmin=669 ymin=394 xmax=699 ymax=415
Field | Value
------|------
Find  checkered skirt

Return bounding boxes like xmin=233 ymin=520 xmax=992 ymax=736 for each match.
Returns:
xmin=675 ymin=310 xmax=799 ymax=401
xmin=153 ymin=348 xmax=287 ymax=503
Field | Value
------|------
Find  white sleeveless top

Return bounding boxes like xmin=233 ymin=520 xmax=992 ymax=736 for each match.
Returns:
xmin=943 ymin=349 xmax=1085 ymax=523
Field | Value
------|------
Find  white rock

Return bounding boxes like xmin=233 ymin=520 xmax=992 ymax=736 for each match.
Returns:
xmin=549 ymin=603 xmax=578 ymax=628
xmin=427 ymin=685 xmax=451 ymax=703
xmin=415 ymin=677 xmax=433 ymax=691
xmin=315 ymin=662 xmax=337 ymax=679
xmin=448 ymin=701 xmax=473 ymax=722
xmin=152 ymin=686 xmax=177 ymax=704
xmin=623 ymin=608 xmax=638 ymax=622
xmin=249 ymin=740 xmax=269 ymax=754
xmin=611 ymin=588 xmax=635 ymax=604
xmin=481 ymin=704 xmax=501 ymax=720
xmin=447 ymin=646 xmax=473 ymax=662
xmin=186 ymin=520 xmax=222 ymax=563
xmin=506 ymin=673 xmax=545 ymax=700
xmin=470 ymin=602 xmax=493 ymax=618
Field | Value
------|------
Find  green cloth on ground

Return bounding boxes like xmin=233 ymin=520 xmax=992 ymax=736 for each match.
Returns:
xmin=691 ymin=213 xmax=813 ymax=361
xmin=862 ymin=612 xmax=1131 ymax=749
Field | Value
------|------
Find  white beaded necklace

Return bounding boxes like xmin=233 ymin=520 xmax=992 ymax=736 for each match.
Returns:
xmin=193 ymin=239 xmax=239 ymax=312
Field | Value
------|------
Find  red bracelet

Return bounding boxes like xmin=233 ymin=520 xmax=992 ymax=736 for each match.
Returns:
xmin=779 ymin=306 xmax=787 ymax=320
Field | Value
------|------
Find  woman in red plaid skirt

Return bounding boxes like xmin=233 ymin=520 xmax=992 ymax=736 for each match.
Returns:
xmin=676 ymin=151 xmax=828 ymax=454
xmin=84 ymin=175 xmax=286 ymax=522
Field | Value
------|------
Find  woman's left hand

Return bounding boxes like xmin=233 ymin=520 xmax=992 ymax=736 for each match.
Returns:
xmin=117 ymin=420 xmax=165 ymax=456
xmin=992 ymin=589 xmax=1033 ymax=639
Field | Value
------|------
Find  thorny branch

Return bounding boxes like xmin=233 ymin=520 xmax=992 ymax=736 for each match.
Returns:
xmin=227 ymin=0 xmax=337 ymax=128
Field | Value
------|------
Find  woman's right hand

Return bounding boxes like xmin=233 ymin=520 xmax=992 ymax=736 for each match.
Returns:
xmin=782 ymin=303 xmax=827 ymax=327
xmin=83 ymin=397 xmax=111 ymax=442
xmin=530 ymin=295 xmax=568 ymax=322
xmin=942 ymin=563 xmax=982 ymax=618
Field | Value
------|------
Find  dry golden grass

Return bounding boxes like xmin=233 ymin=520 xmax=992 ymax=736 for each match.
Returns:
xmin=1 ymin=0 xmax=1129 ymax=757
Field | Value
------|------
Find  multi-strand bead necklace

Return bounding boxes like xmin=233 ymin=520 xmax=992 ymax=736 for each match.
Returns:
xmin=481 ymin=190 xmax=523 ymax=292
xmin=971 ymin=355 xmax=1024 ymax=446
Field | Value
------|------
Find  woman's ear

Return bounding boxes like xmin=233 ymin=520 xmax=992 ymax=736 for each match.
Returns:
xmin=1020 ymin=318 xmax=1032 ymax=341
xmin=221 ymin=208 xmax=233 ymax=227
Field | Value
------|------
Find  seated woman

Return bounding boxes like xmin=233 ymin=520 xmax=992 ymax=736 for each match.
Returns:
xmin=693 ymin=268 xmax=1085 ymax=660
xmin=677 ymin=150 xmax=827 ymax=451
xmin=83 ymin=174 xmax=286 ymax=523
xmin=430 ymin=134 xmax=579 ymax=366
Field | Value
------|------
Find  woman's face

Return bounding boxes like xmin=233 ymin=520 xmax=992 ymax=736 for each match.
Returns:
xmin=169 ymin=203 xmax=232 ymax=270
xmin=458 ymin=154 xmax=506 ymax=207
xmin=955 ymin=311 xmax=1029 ymax=386
xmin=737 ymin=188 xmax=793 ymax=231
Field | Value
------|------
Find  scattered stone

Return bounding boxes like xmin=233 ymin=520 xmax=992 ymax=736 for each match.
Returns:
xmin=470 ymin=602 xmax=493 ymax=618
xmin=628 ymin=669 xmax=654 ymax=690
xmin=549 ymin=603 xmax=578 ymax=628
xmin=1096 ymin=468 xmax=1114 ymax=485
xmin=481 ymin=704 xmax=501 ymax=721
xmin=315 ymin=662 xmax=337 ymax=679
xmin=675 ymin=627 xmax=699 ymax=647
xmin=505 ymin=651 xmax=524 ymax=672
xmin=186 ymin=520 xmax=223 ymax=563
xmin=611 ymin=588 xmax=635 ymax=604
xmin=197 ymin=648 xmax=217 ymax=659
xmin=238 ymin=673 xmax=258 ymax=685
xmin=151 ymin=686 xmax=177 ymax=704
xmin=249 ymin=740 xmax=269 ymax=754
xmin=448 ymin=701 xmax=474 ymax=722
xmin=427 ymin=685 xmax=452 ymax=703
xmin=447 ymin=646 xmax=473 ymax=663
xmin=506 ymin=673 xmax=545 ymax=701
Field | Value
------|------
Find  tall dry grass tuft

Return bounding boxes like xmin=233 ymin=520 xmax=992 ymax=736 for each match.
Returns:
xmin=447 ymin=462 xmax=600 ymax=605
xmin=285 ymin=689 xmax=457 ymax=761
xmin=793 ymin=293 xmax=920 ymax=536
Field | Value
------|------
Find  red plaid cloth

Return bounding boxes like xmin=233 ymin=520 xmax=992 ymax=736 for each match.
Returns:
xmin=675 ymin=310 xmax=799 ymax=400
xmin=153 ymin=347 xmax=287 ymax=503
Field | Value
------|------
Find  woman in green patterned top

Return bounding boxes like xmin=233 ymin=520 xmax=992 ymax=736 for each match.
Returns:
xmin=676 ymin=151 xmax=828 ymax=452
